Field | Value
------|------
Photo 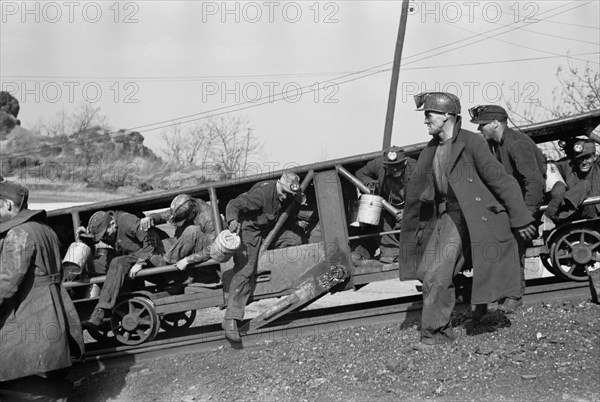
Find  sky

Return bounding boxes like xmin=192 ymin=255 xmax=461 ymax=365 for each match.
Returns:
xmin=1 ymin=0 xmax=599 ymax=173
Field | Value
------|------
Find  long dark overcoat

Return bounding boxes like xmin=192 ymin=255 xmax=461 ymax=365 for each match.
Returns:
xmin=0 ymin=209 xmax=84 ymax=382
xmin=399 ymin=122 xmax=533 ymax=304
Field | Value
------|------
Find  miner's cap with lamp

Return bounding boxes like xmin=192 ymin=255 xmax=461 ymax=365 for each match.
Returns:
xmin=0 ymin=180 xmax=29 ymax=209
xmin=468 ymin=105 xmax=508 ymax=125
xmin=278 ymin=172 xmax=302 ymax=195
xmin=382 ymin=146 xmax=406 ymax=165
xmin=573 ymin=140 xmax=596 ymax=160
xmin=414 ymin=92 xmax=461 ymax=115
xmin=86 ymin=211 xmax=112 ymax=242
xmin=168 ymin=194 xmax=196 ymax=227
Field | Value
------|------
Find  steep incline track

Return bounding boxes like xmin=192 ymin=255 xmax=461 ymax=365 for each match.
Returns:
xmin=76 ymin=277 xmax=591 ymax=367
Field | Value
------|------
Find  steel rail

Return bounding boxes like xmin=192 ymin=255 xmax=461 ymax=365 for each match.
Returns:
xmin=76 ymin=277 xmax=590 ymax=367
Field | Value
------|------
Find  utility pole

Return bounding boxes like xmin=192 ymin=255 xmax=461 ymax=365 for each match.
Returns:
xmin=382 ymin=0 xmax=410 ymax=150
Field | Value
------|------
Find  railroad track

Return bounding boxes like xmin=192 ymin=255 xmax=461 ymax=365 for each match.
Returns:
xmin=76 ymin=277 xmax=590 ymax=367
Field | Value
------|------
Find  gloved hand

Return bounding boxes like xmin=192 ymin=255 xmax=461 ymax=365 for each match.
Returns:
xmin=366 ymin=181 xmax=379 ymax=192
xmin=395 ymin=210 xmax=404 ymax=228
xmin=129 ymin=263 xmax=143 ymax=279
xmin=293 ymin=192 xmax=307 ymax=205
xmin=175 ymin=257 xmax=189 ymax=271
xmin=140 ymin=216 xmax=155 ymax=231
xmin=228 ymin=219 xmax=240 ymax=233
xmin=75 ymin=226 xmax=87 ymax=241
xmin=516 ymin=223 xmax=538 ymax=241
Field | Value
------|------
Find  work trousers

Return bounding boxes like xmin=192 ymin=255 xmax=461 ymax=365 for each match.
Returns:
xmin=379 ymin=211 xmax=399 ymax=259
xmin=350 ymin=211 xmax=398 ymax=260
xmin=417 ymin=211 xmax=467 ymax=344
xmin=97 ymin=254 xmax=139 ymax=310
xmin=224 ymin=228 xmax=262 ymax=321
xmin=163 ymin=225 xmax=208 ymax=264
xmin=508 ymin=234 xmax=526 ymax=300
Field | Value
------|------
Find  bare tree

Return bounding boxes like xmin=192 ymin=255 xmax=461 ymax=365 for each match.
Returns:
xmin=34 ymin=102 xmax=109 ymax=137
xmin=71 ymin=103 xmax=108 ymax=134
xmin=160 ymin=122 xmax=214 ymax=167
xmin=206 ymin=115 xmax=259 ymax=179
xmin=160 ymin=115 xmax=262 ymax=179
xmin=506 ymin=60 xmax=600 ymax=124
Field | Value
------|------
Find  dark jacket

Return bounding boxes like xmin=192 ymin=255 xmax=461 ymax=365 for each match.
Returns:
xmin=226 ymin=180 xmax=287 ymax=235
xmin=149 ymin=199 xmax=218 ymax=263
xmin=555 ymin=158 xmax=600 ymax=217
xmin=111 ymin=211 xmax=164 ymax=264
xmin=355 ymin=156 xmax=417 ymax=208
xmin=0 ymin=210 xmax=84 ymax=381
xmin=399 ymin=119 xmax=533 ymax=304
xmin=493 ymin=127 xmax=546 ymax=213
xmin=149 ymin=198 xmax=217 ymax=242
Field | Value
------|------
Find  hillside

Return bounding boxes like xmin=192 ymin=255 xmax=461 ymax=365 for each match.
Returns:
xmin=0 ymin=91 xmax=216 ymax=194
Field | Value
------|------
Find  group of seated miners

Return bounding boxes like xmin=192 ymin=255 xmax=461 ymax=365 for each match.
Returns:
xmin=76 ymin=173 xmax=320 ymax=331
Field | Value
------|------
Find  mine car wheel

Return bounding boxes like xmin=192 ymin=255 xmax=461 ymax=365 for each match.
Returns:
xmin=550 ymin=228 xmax=600 ymax=282
xmin=541 ymin=254 xmax=558 ymax=275
xmin=160 ymin=310 xmax=197 ymax=332
xmin=110 ymin=297 xmax=160 ymax=346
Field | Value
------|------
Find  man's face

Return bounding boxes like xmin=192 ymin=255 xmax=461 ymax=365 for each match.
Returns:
xmin=386 ymin=163 xmax=406 ymax=179
xmin=477 ymin=121 xmax=496 ymax=141
xmin=0 ymin=199 xmax=17 ymax=223
xmin=424 ymin=111 xmax=446 ymax=136
xmin=276 ymin=186 xmax=290 ymax=202
xmin=576 ymin=154 xmax=597 ymax=173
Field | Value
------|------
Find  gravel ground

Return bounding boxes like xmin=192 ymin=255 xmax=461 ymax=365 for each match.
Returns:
xmin=69 ymin=296 xmax=600 ymax=402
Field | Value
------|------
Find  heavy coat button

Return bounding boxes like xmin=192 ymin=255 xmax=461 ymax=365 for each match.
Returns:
xmin=475 ymin=197 xmax=481 ymax=202
xmin=482 ymin=217 xmax=488 ymax=222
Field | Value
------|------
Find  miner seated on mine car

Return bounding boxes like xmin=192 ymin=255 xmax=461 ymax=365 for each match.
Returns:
xmin=79 ymin=210 xmax=166 ymax=328
xmin=544 ymin=139 xmax=600 ymax=224
xmin=270 ymin=190 xmax=320 ymax=248
xmin=351 ymin=145 xmax=416 ymax=264
xmin=140 ymin=193 xmax=218 ymax=283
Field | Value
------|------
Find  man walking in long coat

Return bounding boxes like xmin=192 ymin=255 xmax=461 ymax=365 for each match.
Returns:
xmin=469 ymin=104 xmax=546 ymax=313
xmin=399 ymin=92 xmax=536 ymax=348
xmin=0 ymin=180 xmax=84 ymax=400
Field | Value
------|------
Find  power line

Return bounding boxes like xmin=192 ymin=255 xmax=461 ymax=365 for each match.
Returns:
xmin=446 ymin=23 xmax=599 ymax=65
xmin=400 ymin=1 xmax=594 ymax=67
xmin=2 ymin=2 xmax=595 ymax=158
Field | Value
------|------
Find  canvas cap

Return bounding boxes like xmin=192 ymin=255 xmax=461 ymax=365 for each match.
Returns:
xmin=382 ymin=146 xmax=406 ymax=165
xmin=468 ymin=104 xmax=508 ymax=124
xmin=278 ymin=172 xmax=302 ymax=194
xmin=0 ymin=180 xmax=29 ymax=207
xmin=573 ymin=141 xmax=596 ymax=159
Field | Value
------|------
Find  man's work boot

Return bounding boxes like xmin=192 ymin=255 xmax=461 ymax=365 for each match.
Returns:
xmin=498 ymin=297 xmax=523 ymax=313
xmin=471 ymin=304 xmax=488 ymax=321
xmin=85 ymin=307 xmax=105 ymax=328
xmin=221 ymin=318 xmax=241 ymax=342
